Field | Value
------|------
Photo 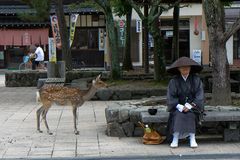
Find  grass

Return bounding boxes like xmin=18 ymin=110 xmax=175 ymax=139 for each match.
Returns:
xmin=106 ymin=79 xmax=169 ymax=90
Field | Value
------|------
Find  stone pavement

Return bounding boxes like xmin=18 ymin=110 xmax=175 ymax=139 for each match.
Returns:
xmin=0 ymin=75 xmax=240 ymax=159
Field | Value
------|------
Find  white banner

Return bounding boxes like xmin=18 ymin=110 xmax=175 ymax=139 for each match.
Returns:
xmin=69 ymin=14 xmax=79 ymax=47
xmin=48 ymin=38 xmax=57 ymax=63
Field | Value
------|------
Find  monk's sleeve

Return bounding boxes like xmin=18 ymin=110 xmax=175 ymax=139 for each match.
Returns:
xmin=167 ymin=79 xmax=179 ymax=112
xmin=192 ymin=77 xmax=204 ymax=111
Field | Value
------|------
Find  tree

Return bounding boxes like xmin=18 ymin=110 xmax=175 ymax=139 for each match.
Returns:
xmin=171 ymin=4 xmax=180 ymax=62
xmin=129 ymin=0 xmax=182 ymax=80
xmin=203 ymin=0 xmax=240 ymax=105
xmin=143 ymin=4 xmax=149 ymax=73
xmin=93 ymin=0 xmax=121 ymax=79
xmin=20 ymin=0 xmax=50 ymax=22
xmin=113 ymin=0 xmax=133 ymax=71
xmin=53 ymin=0 xmax=73 ymax=70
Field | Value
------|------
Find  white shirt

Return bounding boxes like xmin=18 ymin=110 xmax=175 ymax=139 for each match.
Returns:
xmin=35 ymin=46 xmax=44 ymax=61
xmin=181 ymin=74 xmax=189 ymax=81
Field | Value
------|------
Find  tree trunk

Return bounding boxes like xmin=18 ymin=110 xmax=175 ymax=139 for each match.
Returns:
xmin=105 ymin=10 xmax=121 ymax=79
xmin=151 ymin=18 xmax=166 ymax=81
xmin=143 ymin=4 xmax=149 ymax=73
xmin=172 ymin=4 xmax=179 ymax=62
xmin=122 ymin=9 xmax=133 ymax=71
xmin=55 ymin=0 xmax=72 ymax=70
xmin=209 ymin=38 xmax=231 ymax=105
xmin=203 ymin=0 xmax=231 ymax=105
xmin=94 ymin=0 xmax=121 ymax=79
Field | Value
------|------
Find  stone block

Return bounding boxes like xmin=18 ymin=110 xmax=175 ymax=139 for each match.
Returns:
xmin=223 ymin=129 xmax=240 ymax=142
xmin=96 ymin=89 xmax=113 ymax=100
xmin=70 ymin=78 xmax=89 ymax=90
xmin=119 ymin=108 xmax=130 ymax=123
xmin=106 ymin=122 xmax=126 ymax=137
xmin=114 ymin=90 xmax=132 ymax=100
xmin=129 ymin=109 xmax=142 ymax=123
xmin=122 ymin=122 xmax=134 ymax=137
xmin=105 ymin=107 xmax=119 ymax=123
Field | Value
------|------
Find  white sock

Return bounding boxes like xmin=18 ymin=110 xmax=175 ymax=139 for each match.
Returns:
xmin=189 ymin=133 xmax=198 ymax=148
xmin=170 ymin=132 xmax=179 ymax=148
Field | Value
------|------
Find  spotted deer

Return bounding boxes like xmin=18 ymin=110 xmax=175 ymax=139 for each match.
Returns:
xmin=36 ymin=74 xmax=107 ymax=135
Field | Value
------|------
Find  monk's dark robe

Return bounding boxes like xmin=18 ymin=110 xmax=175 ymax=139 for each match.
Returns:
xmin=166 ymin=74 xmax=204 ymax=139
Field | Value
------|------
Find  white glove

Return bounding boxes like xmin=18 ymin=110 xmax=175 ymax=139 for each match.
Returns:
xmin=185 ymin=103 xmax=193 ymax=110
xmin=176 ymin=104 xmax=184 ymax=112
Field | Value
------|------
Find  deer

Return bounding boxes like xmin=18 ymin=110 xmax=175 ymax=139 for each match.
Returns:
xmin=36 ymin=74 xmax=107 ymax=135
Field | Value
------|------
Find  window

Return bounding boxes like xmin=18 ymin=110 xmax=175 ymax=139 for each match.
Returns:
xmin=81 ymin=15 xmax=87 ymax=26
xmin=78 ymin=15 xmax=105 ymax=27
xmin=72 ymin=28 xmax=99 ymax=50
xmin=233 ymin=30 xmax=240 ymax=59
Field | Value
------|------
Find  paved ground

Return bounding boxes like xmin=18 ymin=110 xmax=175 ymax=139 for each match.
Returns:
xmin=0 ymin=75 xmax=240 ymax=159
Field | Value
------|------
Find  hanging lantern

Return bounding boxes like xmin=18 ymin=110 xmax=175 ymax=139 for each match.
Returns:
xmin=194 ymin=17 xmax=199 ymax=35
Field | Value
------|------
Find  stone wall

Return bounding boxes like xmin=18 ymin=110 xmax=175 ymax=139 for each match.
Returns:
xmin=5 ymin=70 xmax=47 ymax=87
xmin=5 ymin=70 xmax=106 ymax=87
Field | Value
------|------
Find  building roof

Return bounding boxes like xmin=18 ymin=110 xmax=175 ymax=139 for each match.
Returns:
xmin=225 ymin=7 xmax=240 ymax=22
xmin=0 ymin=5 xmax=99 ymax=15
xmin=0 ymin=4 xmax=100 ymax=27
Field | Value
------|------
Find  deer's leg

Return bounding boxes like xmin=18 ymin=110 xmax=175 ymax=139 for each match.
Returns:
xmin=72 ymin=107 xmax=79 ymax=135
xmin=42 ymin=108 xmax=52 ymax=135
xmin=36 ymin=106 xmax=44 ymax=133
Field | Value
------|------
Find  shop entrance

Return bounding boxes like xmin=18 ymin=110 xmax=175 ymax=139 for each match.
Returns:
xmin=6 ymin=47 xmax=25 ymax=69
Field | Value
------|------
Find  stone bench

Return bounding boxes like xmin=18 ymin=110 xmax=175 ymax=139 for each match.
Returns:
xmin=208 ymin=78 xmax=240 ymax=93
xmin=140 ymin=111 xmax=240 ymax=142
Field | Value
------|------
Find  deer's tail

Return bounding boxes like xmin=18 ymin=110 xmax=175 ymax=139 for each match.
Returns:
xmin=36 ymin=91 xmax=41 ymax=104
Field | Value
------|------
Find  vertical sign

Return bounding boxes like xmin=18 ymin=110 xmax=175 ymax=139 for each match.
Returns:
xmin=136 ymin=20 xmax=142 ymax=33
xmin=118 ymin=19 xmax=125 ymax=47
xmin=69 ymin=14 xmax=79 ymax=47
xmin=99 ymin=28 xmax=105 ymax=51
xmin=48 ymin=38 xmax=57 ymax=63
xmin=50 ymin=15 xmax=61 ymax=49
xmin=192 ymin=49 xmax=201 ymax=64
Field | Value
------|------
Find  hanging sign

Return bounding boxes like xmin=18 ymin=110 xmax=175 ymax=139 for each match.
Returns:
xmin=50 ymin=15 xmax=62 ymax=49
xmin=192 ymin=49 xmax=201 ymax=64
xmin=136 ymin=20 xmax=142 ymax=33
xmin=48 ymin=38 xmax=57 ymax=62
xmin=69 ymin=14 xmax=79 ymax=47
xmin=99 ymin=28 xmax=105 ymax=51
xmin=118 ymin=19 xmax=125 ymax=47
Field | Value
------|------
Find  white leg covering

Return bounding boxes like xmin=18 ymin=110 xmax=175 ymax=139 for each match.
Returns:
xmin=189 ymin=133 xmax=198 ymax=148
xmin=170 ymin=132 xmax=179 ymax=148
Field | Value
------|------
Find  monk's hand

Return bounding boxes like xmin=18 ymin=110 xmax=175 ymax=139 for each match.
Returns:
xmin=176 ymin=104 xmax=184 ymax=112
xmin=184 ymin=102 xmax=193 ymax=112
xmin=183 ymin=106 xmax=189 ymax=112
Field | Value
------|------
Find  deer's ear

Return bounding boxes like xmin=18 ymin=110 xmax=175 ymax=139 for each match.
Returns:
xmin=96 ymin=74 xmax=101 ymax=81
xmin=92 ymin=80 xmax=96 ymax=84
